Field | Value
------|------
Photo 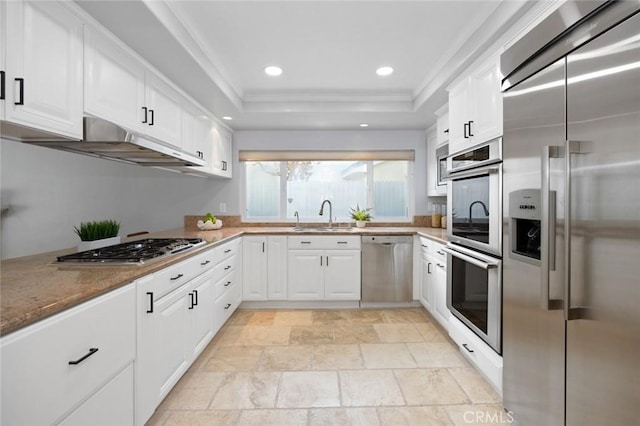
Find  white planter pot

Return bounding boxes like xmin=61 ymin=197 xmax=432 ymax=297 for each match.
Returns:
xmin=78 ymin=236 xmax=121 ymax=252
xmin=356 ymin=221 xmax=367 ymax=228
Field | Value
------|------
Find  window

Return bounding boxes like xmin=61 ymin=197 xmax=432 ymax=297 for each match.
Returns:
xmin=242 ymin=154 xmax=413 ymax=222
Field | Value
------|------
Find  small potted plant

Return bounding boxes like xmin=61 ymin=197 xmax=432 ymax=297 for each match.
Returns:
xmin=74 ymin=219 xmax=121 ymax=251
xmin=349 ymin=204 xmax=373 ymax=228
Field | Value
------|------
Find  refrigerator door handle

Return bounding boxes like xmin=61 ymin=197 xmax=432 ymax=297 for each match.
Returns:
xmin=565 ymin=140 xmax=592 ymax=321
xmin=541 ymin=145 xmax=564 ymax=310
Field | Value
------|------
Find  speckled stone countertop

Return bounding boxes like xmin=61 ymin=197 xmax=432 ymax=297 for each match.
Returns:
xmin=0 ymin=226 xmax=447 ymax=336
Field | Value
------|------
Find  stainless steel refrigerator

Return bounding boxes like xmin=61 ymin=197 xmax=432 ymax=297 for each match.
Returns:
xmin=500 ymin=1 xmax=640 ymax=424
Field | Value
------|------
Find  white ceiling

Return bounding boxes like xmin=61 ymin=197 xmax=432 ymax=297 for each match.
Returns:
xmin=75 ymin=1 xmax=534 ymax=131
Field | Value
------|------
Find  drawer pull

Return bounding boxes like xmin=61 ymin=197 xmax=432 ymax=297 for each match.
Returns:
xmin=462 ymin=343 xmax=475 ymax=353
xmin=421 ymin=244 xmax=428 ymax=248
xmin=224 ymin=249 xmax=231 ymax=253
xmin=224 ymin=303 xmax=232 ymax=309
xmin=200 ymin=260 xmax=211 ymax=266
xmin=193 ymin=290 xmax=198 ymax=306
xmin=337 ymin=241 xmax=348 ymax=244
xmin=170 ymin=273 xmax=184 ymax=281
xmin=68 ymin=348 xmax=99 ymax=365
xmin=437 ymin=263 xmax=445 ymax=269
xmin=300 ymin=241 xmax=311 ymax=244
xmin=188 ymin=292 xmax=195 ymax=309
xmin=146 ymin=292 xmax=154 ymax=313
xmin=224 ymin=265 xmax=231 ymax=271
xmin=224 ymin=281 xmax=231 ymax=287
xmin=437 ymin=250 xmax=445 ymax=255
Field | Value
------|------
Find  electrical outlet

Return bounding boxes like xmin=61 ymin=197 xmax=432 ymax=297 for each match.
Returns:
xmin=219 ymin=202 xmax=227 ymax=213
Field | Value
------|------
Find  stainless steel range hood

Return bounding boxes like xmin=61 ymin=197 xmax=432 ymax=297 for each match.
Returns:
xmin=27 ymin=117 xmax=205 ymax=167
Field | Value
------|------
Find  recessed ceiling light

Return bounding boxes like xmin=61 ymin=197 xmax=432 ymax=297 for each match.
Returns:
xmin=376 ymin=66 xmax=394 ymax=76
xmin=222 ymin=116 xmax=233 ymax=121
xmin=360 ymin=123 xmax=369 ymax=128
xmin=264 ymin=66 xmax=283 ymax=76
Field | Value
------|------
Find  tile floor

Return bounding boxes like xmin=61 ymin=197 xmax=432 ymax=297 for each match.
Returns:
xmin=147 ymin=308 xmax=506 ymax=425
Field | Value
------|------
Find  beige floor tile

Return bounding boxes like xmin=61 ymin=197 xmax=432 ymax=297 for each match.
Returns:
xmin=276 ymin=371 xmax=340 ymax=408
xmin=164 ymin=410 xmax=241 ymax=426
xmin=413 ymin=322 xmax=450 ymax=343
xmin=258 ymin=345 xmax=313 ymax=371
xmin=361 ymin=343 xmax=417 ymax=369
xmin=312 ymin=344 xmax=364 ymax=370
xmin=273 ymin=310 xmax=313 ymax=326
xmin=444 ymin=404 xmax=511 ymax=426
xmin=242 ymin=325 xmax=292 ymax=345
xmin=339 ymin=370 xmax=405 ymax=406
xmin=145 ymin=409 xmax=170 ymax=426
xmin=228 ymin=309 xmax=255 ymax=325
xmin=382 ymin=308 xmax=430 ymax=324
xmin=373 ymin=323 xmax=424 ymax=343
xmin=214 ymin=325 xmax=247 ymax=346
xmin=205 ymin=345 xmax=264 ymax=371
xmin=350 ymin=309 xmax=385 ymax=324
xmin=247 ymin=310 xmax=277 ymax=326
xmin=237 ymin=409 xmax=308 ymax=426
xmin=161 ymin=371 xmax=228 ymax=410
xmin=308 ymin=407 xmax=380 ymax=426
xmin=394 ymin=369 xmax=470 ymax=405
xmin=312 ymin=310 xmax=351 ymax=324
xmin=289 ymin=325 xmax=335 ymax=344
xmin=333 ymin=324 xmax=380 ymax=344
xmin=378 ymin=406 xmax=453 ymax=425
xmin=209 ymin=372 xmax=281 ymax=409
xmin=448 ymin=368 xmax=501 ymax=404
xmin=406 ymin=342 xmax=468 ymax=368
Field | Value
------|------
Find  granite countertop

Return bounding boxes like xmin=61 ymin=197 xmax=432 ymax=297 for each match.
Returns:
xmin=0 ymin=226 xmax=447 ymax=336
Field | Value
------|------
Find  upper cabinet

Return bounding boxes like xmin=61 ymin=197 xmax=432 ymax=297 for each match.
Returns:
xmin=144 ymin=71 xmax=183 ymax=150
xmin=213 ymin=126 xmax=233 ymax=178
xmin=435 ymin=104 xmax=449 ymax=147
xmin=1 ymin=0 xmax=83 ymax=139
xmin=448 ymin=54 xmax=502 ymax=154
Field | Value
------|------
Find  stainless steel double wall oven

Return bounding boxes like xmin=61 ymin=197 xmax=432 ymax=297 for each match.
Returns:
xmin=445 ymin=138 xmax=503 ymax=353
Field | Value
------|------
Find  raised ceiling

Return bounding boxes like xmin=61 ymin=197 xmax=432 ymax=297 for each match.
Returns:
xmin=75 ymin=1 xmax=534 ymax=131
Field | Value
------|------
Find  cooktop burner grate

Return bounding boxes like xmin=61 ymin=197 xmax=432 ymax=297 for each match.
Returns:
xmin=56 ymin=238 xmax=205 ymax=264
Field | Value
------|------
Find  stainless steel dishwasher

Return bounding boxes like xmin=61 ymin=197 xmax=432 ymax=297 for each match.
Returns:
xmin=361 ymin=235 xmax=413 ymax=304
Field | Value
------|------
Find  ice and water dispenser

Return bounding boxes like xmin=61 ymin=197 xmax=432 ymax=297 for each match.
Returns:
xmin=509 ymin=189 xmax=546 ymax=264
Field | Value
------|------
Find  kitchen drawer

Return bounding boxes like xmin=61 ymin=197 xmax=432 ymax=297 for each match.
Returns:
xmin=214 ymin=268 xmax=239 ymax=299
xmin=1 ymin=284 xmax=135 ymax=426
xmin=449 ymin=316 xmax=502 ymax=394
xmin=418 ymin=237 xmax=446 ymax=261
xmin=214 ymin=252 xmax=240 ymax=282
xmin=152 ymin=256 xmax=200 ymax=299
xmin=218 ymin=237 xmax=241 ymax=261
xmin=216 ymin=275 xmax=241 ymax=326
xmin=191 ymin=247 xmax=220 ymax=275
xmin=288 ymin=236 xmax=361 ymax=250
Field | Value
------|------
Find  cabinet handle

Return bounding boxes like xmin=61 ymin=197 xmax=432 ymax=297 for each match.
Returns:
xmin=189 ymin=292 xmax=195 ymax=309
xmin=262 ymin=242 xmax=265 ymax=253
xmin=427 ymin=262 xmax=432 ymax=274
xmin=170 ymin=273 xmax=184 ymax=281
xmin=196 ymin=150 xmax=204 ymax=159
xmin=68 ymin=348 xmax=99 ymax=365
xmin=146 ymin=291 xmax=154 ymax=313
xmin=142 ymin=106 xmax=148 ymax=123
xmin=337 ymin=241 xmax=348 ymax=244
xmin=468 ymin=120 xmax=474 ymax=137
xmin=444 ymin=129 xmax=449 ymax=134
xmin=224 ymin=265 xmax=231 ymax=271
xmin=224 ymin=249 xmax=231 ymax=253
xmin=437 ymin=263 xmax=445 ymax=269
xmin=149 ymin=109 xmax=154 ymax=126
xmin=462 ymin=343 xmax=475 ymax=353
xmin=326 ymin=256 xmax=329 ymax=266
xmin=301 ymin=241 xmax=311 ymax=244
xmin=320 ymin=256 xmax=323 ymax=266
xmin=201 ymin=260 xmax=211 ymax=266
xmin=437 ymin=250 xmax=444 ymax=255
xmin=224 ymin=281 xmax=231 ymax=287
xmin=224 ymin=303 xmax=232 ymax=309
xmin=0 ymin=71 xmax=5 ymax=100
xmin=193 ymin=289 xmax=198 ymax=306
xmin=421 ymin=244 xmax=428 ymax=248
xmin=14 ymin=78 xmax=24 ymax=105
xmin=222 ymin=161 xmax=228 ymax=171
xmin=463 ymin=122 xmax=469 ymax=139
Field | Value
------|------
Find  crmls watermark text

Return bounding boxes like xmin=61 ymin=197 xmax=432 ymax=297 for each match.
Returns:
xmin=463 ymin=410 xmax=515 ymax=424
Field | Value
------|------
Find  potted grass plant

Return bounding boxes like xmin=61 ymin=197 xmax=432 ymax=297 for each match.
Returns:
xmin=74 ymin=219 xmax=121 ymax=251
xmin=349 ymin=205 xmax=373 ymax=228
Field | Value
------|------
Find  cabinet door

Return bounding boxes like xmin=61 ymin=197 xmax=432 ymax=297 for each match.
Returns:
xmin=470 ymin=57 xmax=502 ymax=143
xmin=433 ymin=262 xmax=449 ymax=329
xmin=242 ymin=236 xmax=267 ymax=300
xmin=419 ymin=252 xmax=434 ymax=312
xmin=288 ymin=250 xmax=324 ymax=300
xmin=188 ymin=271 xmax=215 ymax=360
xmin=136 ymin=277 xmax=190 ymax=426
xmin=84 ymin=28 xmax=145 ymax=133
xmin=218 ymin=129 xmax=233 ymax=177
xmin=267 ymin=236 xmax=288 ymax=300
xmin=5 ymin=0 xmax=83 ymax=139
xmin=0 ymin=0 xmax=6 ymax=119
xmin=324 ymin=249 xmax=361 ymax=301
xmin=447 ymin=78 xmax=471 ymax=154
xmin=436 ymin=110 xmax=449 ymax=146
xmin=144 ymin=71 xmax=183 ymax=148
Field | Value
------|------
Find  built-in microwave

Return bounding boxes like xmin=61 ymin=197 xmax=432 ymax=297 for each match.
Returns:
xmin=436 ymin=144 xmax=448 ymax=188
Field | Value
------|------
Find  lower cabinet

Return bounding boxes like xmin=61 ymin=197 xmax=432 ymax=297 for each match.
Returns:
xmin=417 ymin=236 xmax=449 ymax=330
xmin=0 ymin=284 xmax=136 ymax=426
xmin=242 ymin=235 xmax=288 ymax=301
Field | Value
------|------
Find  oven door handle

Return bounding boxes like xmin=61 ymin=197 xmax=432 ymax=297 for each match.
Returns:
xmin=442 ymin=247 xmax=498 ymax=270
xmin=443 ymin=165 xmax=500 ymax=181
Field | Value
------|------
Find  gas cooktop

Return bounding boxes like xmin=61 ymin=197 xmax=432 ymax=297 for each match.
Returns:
xmin=56 ymin=238 xmax=206 ymax=264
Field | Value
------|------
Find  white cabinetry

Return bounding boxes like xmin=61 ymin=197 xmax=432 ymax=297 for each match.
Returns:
xmin=242 ymin=236 xmax=288 ymax=301
xmin=0 ymin=284 xmax=136 ymax=426
xmin=144 ymin=71 xmax=183 ymax=149
xmin=435 ymin=104 xmax=449 ymax=146
xmin=448 ymin=54 xmax=502 ymax=154
xmin=287 ymin=236 xmax=361 ymax=301
xmin=427 ymin=124 xmax=447 ymax=197
xmin=213 ymin=238 xmax=242 ymax=330
xmin=2 ymin=0 xmax=83 ymax=139
xmin=416 ymin=237 xmax=449 ymax=330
